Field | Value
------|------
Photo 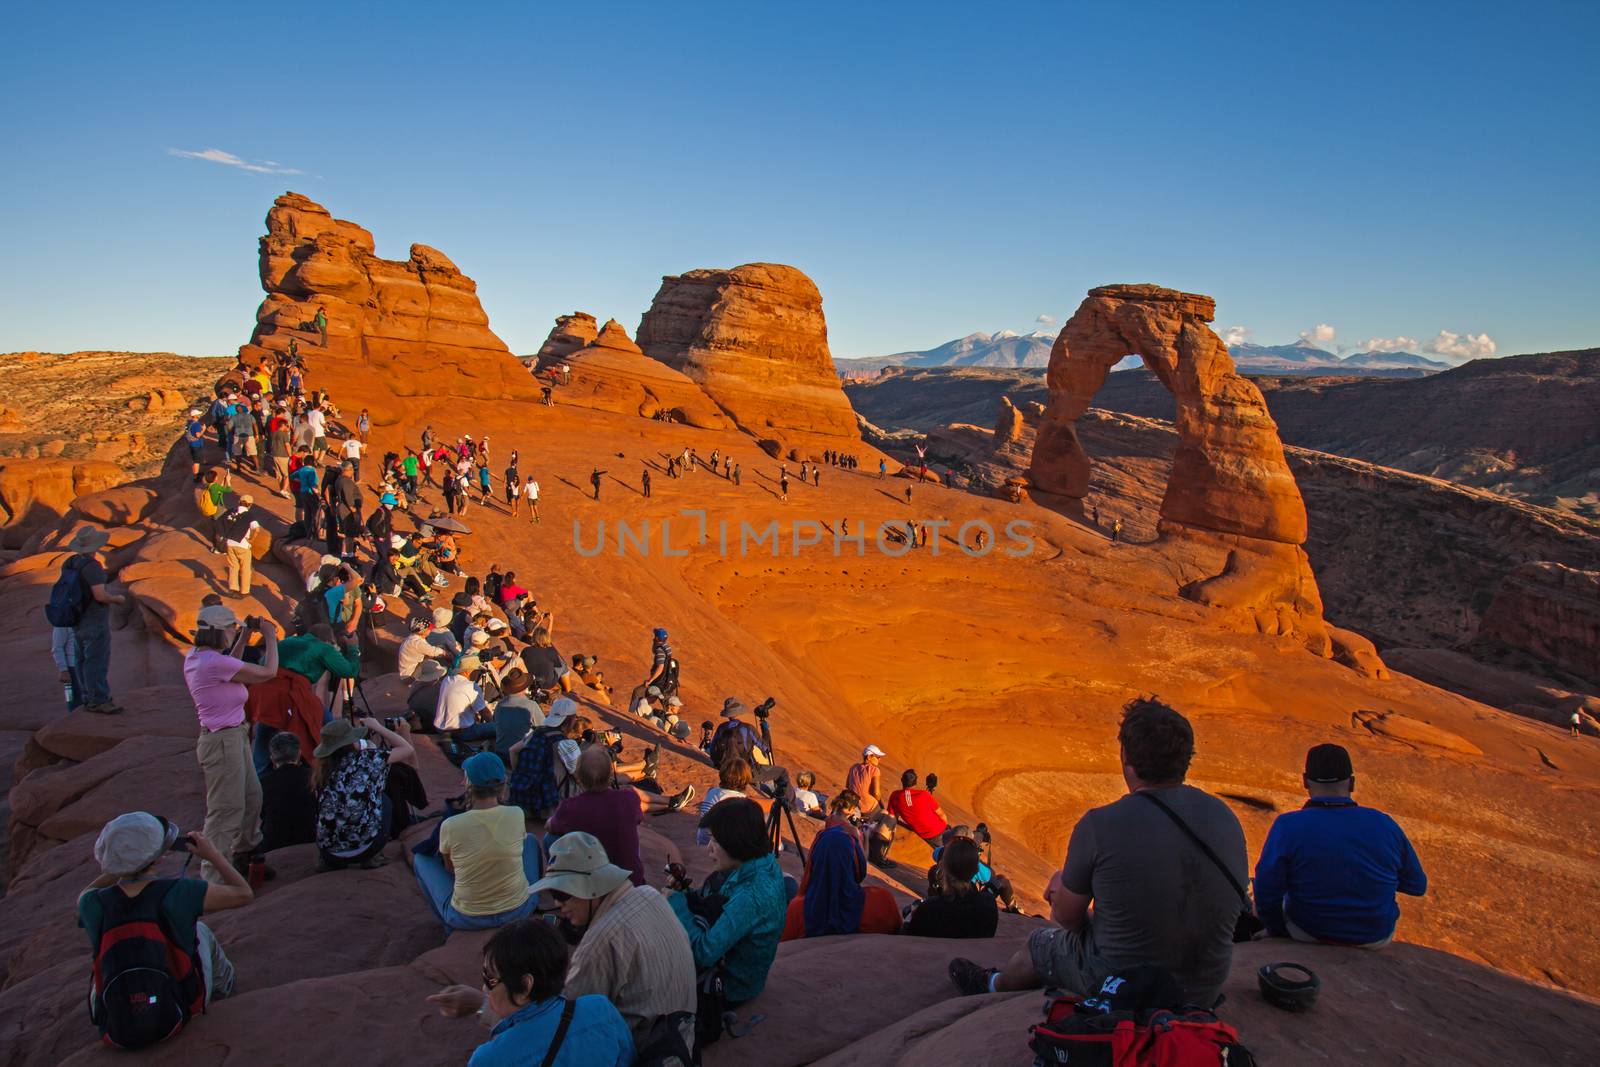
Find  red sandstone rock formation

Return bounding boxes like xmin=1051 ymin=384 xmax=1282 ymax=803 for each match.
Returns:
xmin=1028 ymin=285 xmax=1326 ymax=650
xmin=557 ymin=319 xmax=730 ymax=429
xmin=636 ymin=263 xmax=860 ymax=442
xmin=532 ymin=311 xmax=599 ymax=369
xmin=1479 ymin=562 xmax=1600 ymax=685
xmin=0 ymin=459 xmax=125 ymax=549
xmin=237 ymin=193 xmax=535 ymax=418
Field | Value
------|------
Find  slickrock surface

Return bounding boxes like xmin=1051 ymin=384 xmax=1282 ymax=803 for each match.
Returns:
xmin=530 ymin=311 xmax=599 ymax=368
xmin=554 ymin=318 xmax=730 ymax=429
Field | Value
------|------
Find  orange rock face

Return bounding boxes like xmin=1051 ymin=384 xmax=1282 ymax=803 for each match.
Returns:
xmin=0 ymin=458 xmax=125 ymax=548
xmin=1479 ymin=562 xmax=1600 ymax=685
xmin=558 ymin=318 xmax=730 ymax=429
xmin=238 ymin=192 xmax=535 ymax=416
xmin=636 ymin=262 xmax=860 ymax=441
xmin=532 ymin=311 xmax=599 ymax=369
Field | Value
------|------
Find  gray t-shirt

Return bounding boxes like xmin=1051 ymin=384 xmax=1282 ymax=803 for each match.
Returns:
xmin=1062 ymin=785 xmax=1247 ymax=1006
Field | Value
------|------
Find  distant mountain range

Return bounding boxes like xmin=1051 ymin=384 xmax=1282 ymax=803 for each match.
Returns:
xmin=838 ymin=332 xmax=1453 ymax=377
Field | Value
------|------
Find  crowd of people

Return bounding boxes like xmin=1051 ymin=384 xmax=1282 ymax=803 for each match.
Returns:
xmin=63 ymin=345 xmax=1435 ymax=1062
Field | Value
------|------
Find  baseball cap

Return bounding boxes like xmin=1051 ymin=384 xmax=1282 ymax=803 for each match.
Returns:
xmin=463 ymin=751 xmax=507 ymax=787
xmin=196 ymin=604 xmax=240 ymax=631
xmin=863 ymin=744 xmax=885 ymax=759
xmin=1305 ymin=743 xmax=1353 ymax=783
xmin=95 ymin=812 xmax=180 ymax=876
xmin=470 ymin=631 xmax=489 ymax=647
xmin=646 ymin=685 xmax=662 ymax=698
xmin=653 ymin=628 xmax=668 ymax=641
xmin=545 ymin=696 xmax=578 ymax=728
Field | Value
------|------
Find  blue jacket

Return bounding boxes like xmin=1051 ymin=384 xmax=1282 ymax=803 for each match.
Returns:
xmin=669 ymin=853 xmax=786 ymax=1003
xmin=468 ymin=994 xmax=632 ymax=1067
xmin=1254 ymin=797 xmax=1427 ymax=945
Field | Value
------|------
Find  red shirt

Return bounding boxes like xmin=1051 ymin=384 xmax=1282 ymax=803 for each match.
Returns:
xmin=888 ymin=787 xmax=948 ymax=841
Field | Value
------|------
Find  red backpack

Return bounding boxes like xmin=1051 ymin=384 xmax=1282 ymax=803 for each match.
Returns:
xmin=88 ymin=880 xmax=206 ymax=1049
xmin=1028 ymin=970 xmax=1257 ymax=1067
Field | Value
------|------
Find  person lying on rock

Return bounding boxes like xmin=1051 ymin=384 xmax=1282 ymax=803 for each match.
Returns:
xmin=904 ymin=836 xmax=998 ymax=939
xmin=313 ymin=716 xmax=413 ymax=872
xmin=80 ymin=814 xmax=253 ymax=1047
xmin=546 ymin=747 xmax=696 ymax=888
xmin=1252 ymin=743 xmax=1427 ymax=949
xmin=429 ymin=917 xmax=634 ymax=1067
xmin=413 ymin=753 xmax=542 ymax=931
xmin=949 ymin=698 xmax=1247 ymax=1008
xmin=780 ymin=800 xmax=902 ymax=941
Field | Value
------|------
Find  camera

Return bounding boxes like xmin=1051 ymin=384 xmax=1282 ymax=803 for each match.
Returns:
xmin=169 ymin=831 xmax=192 ymax=853
xmin=664 ymin=862 xmax=692 ymax=891
xmin=753 ymin=697 xmax=775 ymax=719
xmin=973 ymin=822 xmax=992 ymax=846
xmin=383 ymin=716 xmax=406 ymax=730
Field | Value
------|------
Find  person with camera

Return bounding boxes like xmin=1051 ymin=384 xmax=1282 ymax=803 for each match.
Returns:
xmin=780 ymin=790 xmax=902 ymax=941
xmin=519 ymin=623 xmax=568 ymax=697
xmin=313 ymin=715 xmax=414 ymax=871
xmin=904 ymin=836 xmax=998 ymax=939
xmin=708 ymin=699 xmax=784 ymax=788
xmin=669 ymin=798 xmax=787 ymax=1007
xmin=434 ymin=654 xmax=499 ymax=750
xmin=413 ymin=752 xmax=541 ymax=930
xmin=79 ymin=813 xmax=254 ymax=1048
xmin=844 ymin=745 xmax=899 ymax=866
xmin=185 ymin=605 xmax=280 ymax=884
xmin=547 ymin=747 xmax=695 ymax=888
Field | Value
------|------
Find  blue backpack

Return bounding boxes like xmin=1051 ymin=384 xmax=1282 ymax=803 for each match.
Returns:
xmin=46 ymin=555 xmax=92 ymax=628
xmin=507 ymin=728 xmax=569 ymax=817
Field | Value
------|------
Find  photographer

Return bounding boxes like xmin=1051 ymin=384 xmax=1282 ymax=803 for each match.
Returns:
xmin=79 ymin=813 xmax=253 ymax=1049
xmin=708 ymin=699 xmax=786 ymax=792
xmin=313 ymin=716 xmax=414 ymax=871
xmin=434 ymin=655 xmax=498 ymax=751
xmin=904 ymin=836 xmax=998 ymax=939
xmin=184 ymin=604 xmax=278 ymax=884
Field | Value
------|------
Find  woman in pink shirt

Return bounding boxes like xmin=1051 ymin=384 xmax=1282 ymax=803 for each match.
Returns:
xmin=184 ymin=604 xmax=281 ymax=884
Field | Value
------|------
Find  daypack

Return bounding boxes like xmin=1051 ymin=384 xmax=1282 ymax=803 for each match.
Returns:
xmin=694 ymin=966 xmax=730 ymax=1053
xmin=507 ymin=728 xmax=570 ymax=816
xmin=636 ymin=1010 xmax=698 ymax=1067
xmin=196 ymin=486 xmax=220 ymax=518
xmin=1028 ymin=995 xmax=1256 ymax=1067
xmin=88 ymin=880 xmax=205 ymax=1049
xmin=708 ymin=721 xmax=761 ymax=770
xmin=45 ymin=555 xmax=92 ymax=628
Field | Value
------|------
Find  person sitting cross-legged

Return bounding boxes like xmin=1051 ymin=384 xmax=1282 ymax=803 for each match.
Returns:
xmin=780 ymin=804 xmax=903 ymax=941
xmin=1253 ymin=743 xmax=1427 ymax=948
xmin=413 ymin=752 xmax=542 ymax=931
xmin=546 ymin=746 xmax=695 ymax=888
xmin=903 ymin=836 xmax=998 ymax=939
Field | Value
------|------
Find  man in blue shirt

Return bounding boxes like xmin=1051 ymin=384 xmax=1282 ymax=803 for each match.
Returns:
xmin=1254 ymin=743 xmax=1427 ymax=948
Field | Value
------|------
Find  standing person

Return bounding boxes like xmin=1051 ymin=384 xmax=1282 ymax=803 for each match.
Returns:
xmin=227 ymin=402 xmax=257 ymax=474
xmin=641 ymin=467 xmax=651 ymax=499
xmin=266 ymin=408 xmax=292 ymax=497
xmin=525 ymin=474 xmax=540 ymax=524
xmin=732 ymin=462 xmax=741 ymax=487
xmin=590 ymin=467 xmax=606 ymax=501
xmin=1574 ymin=710 xmax=1585 ymax=738
xmin=313 ymin=305 xmax=328 ymax=348
xmin=51 ymin=613 xmax=81 ymax=713
xmin=218 ymin=495 xmax=262 ymax=597
xmin=49 ymin=528 xmax=126 ymax=714
xmin=333 ymin=462 xmax=363 ymax=558
xmin=340 ymin=436 xmax=364 ymax=483
xmin=505 ymin=471 xmax=521 ymax=517
xmin=779 ymin=472 xmax=790 ymax=501
xmin=477 ymin=459 xmax=494 ymax=508
xmin=402 ymin=449 xmax=421 ymax=498
xmin=1112 ymin=519 xmax=1123 ymax=544
xmin=184 ymin=408 xmax=207 ymax=483
xmin=904 ymin=483 xmax=913 ymax=504
xmin=879 ymin=458 xmax=887 ymax=479
xmin=1091 ymin=504 xmax=1100 ymax=527
xmin=184 ymin=605 xmax=278 ymax=882
xmin=357 ymin=408 xmax=370 ymax=445
xmin=443 ymin=469 xmax=462 ymax=516
xmin=291 ymin=455 xmax=320 ymax=540
xmin=1252 ymin=744 xmax=1427 ymax=948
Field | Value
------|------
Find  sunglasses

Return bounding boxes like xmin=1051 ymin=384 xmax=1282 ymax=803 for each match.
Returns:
xmin=547 ymin=889 xmax=572 ymax=903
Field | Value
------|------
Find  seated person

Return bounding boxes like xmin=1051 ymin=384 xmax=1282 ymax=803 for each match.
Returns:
xmin=79 ymin=813 xmax=254 ymax=1042
xmin=314 ymin=717 xmax=414 ymax=871
xmin=430 ymin=917 xmax=634 ymax=1067
xmin=697 ymin=756 xmax=753 ymax=846
xmin=668 ymin=798 xmax=787 ymax=1006
xmin=788 ymin=770 xmax=826 ymax=816
xmin=780 ymin=813 xmax=902 ymax=941
xmin=425 ymin=606 xmax=461 ymax=658
xmin=519 ymin=626 xmax=568 ymax=695
xmin=904 ymin=836 xmax=998 ymax=939
xmin=546 ymin=747 xmax=695 ymax=886
xmin=407 ymin=660 xmax=449 ymax=728
xmin=887 ymin=768 xmax=949 ymax=847
xmin=435 ymin=656 xmax=498 ymax=746
xmin=413 ymin=753 xmax=542 ymax=931
xmin=397 ymin=614 xmax=449 ymax=679
xmin=259 ymin=733 xmax=318 ymax=853
xmin=491 ymin=669 xmax=544 ymax=764
xmin=1253 ymin=743 xmax=1427 ymax=948
xmin=948 ymin=699 xmax=1247 ymax=1008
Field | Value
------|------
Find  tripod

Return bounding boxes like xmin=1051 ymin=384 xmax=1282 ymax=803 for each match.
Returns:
xmin=765 ymin=784 xmax=807 ymax=866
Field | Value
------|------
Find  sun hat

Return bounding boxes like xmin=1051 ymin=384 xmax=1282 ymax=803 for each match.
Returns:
xmin=469 ymin=631 xmax=489 ymax=648
xmin=196 ymin=603 xmax=241 ymax=631
xmin=666 ymin=696 xmax=682 ymax=708
xmin=721 ymin=699 xmax=746 ymax=719
xmin=529 ymin=832 xmax=631 ymax=901
xmin=486 ymin=618 xmax=507 ymax=633
xmin=188 ymin=408 xmax=201 ymax=417
xmin=545 ymin=696 xmax=579 ymax=729
xmin=65 ymin=527 xmax=111 ymax=553
xmin=500 ymin=668 xmax=530 ymax=695
xmin=863 ymin=744 xmax=886 ymax=759
xmin=391 ymin=534 xmax=407 ymax=549
xmin=94 ymin=812 xmax=181 ymax=876
xmin=463 ymin=751 xmax=507 ymax=787
xmin=431 ymin=607 xmax=453 ymax=628
xmin=381 ymin=493 xmax=398 ymax=506
xmin=238 ymin=493 xmax=254 ymax=506
xmin=415 ymin=660 xmax=448 ymax=683
xmin=1305 ymin=743 xmax=1354 ymax=783
xmin=457 ymin=654 xmax=483 ymax=673
xmin=313 ymin=718 xmax=368 ymax=760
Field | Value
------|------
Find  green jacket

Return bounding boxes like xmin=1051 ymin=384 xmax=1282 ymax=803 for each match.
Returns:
xmin=277 ymin=634 xmax=360 ymax=684
xmin=669 ymin=853 xmax=786 ymax=1003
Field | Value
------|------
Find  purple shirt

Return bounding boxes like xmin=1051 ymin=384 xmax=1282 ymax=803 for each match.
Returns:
xmin=548 ymin=789 xmax=646 ymax=886
xmin=184 ymin=648 xmax=248 ymax=731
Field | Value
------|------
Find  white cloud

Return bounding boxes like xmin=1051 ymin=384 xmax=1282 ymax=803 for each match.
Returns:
xmin=1034 ymin=314 xmax=1058 ymax=329
xmin=1221 ymin=324 xmax=1251 ymax=346
xmin=1356 ymin=335 xmax=1421 ymax=353
xmin=1297 ymin=322 xmax=1336 ymax=348
xmin=168 ymin=147 xmax=303 ymax=175
xmin=1426 ymin=330 xmax=1497 ymax=360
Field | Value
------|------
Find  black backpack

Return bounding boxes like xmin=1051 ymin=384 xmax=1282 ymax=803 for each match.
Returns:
xmin=45 ymin=555 xmax=92 ymax=628
xmin=88 ymin=880 xmax=206 ymax=1049
xmin=636 ymin=1010 xmax=698 ymax=1067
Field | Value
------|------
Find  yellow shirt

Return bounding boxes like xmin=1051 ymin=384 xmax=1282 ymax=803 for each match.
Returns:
xmin=438 ymin=806 xmax=530 ymax=916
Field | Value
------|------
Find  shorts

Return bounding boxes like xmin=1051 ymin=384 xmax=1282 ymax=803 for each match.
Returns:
xmin=1027 ymin=922 xmax=1111 ymax=997
xmin=313 ymin=436 xmax=328 ymax=452
xmin=505 ymin=487 xmax=517 ymax=502
xmin=272 ymin=456 xmax=290 ymax=478
xmin=187 ymin=442 xmax=203 ymax=461
xmin=243 ymin=437 xmax=258 ymax=456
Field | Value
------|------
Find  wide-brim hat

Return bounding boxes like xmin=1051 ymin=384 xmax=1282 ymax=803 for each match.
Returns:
xmin=431 ymin=607 xmax=454 ymax=628
xmin=313 ymin=718 xmax=367 ymax=759
xmin=65 ymin=527 xmax=111 ymax=553
xmin=529 ymin=832 xmax=631 ymax=901
xmin=721 ymin=700 xmax=745 ymax=719
xmin=415 ymin=660 xmax=448 ymax=683
xmin=501 ymin=668 xmax=530 ymax=695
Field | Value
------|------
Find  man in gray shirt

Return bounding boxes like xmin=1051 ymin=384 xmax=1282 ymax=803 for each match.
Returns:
xmin=949 ymin=698 xmax=1247 ymax=1008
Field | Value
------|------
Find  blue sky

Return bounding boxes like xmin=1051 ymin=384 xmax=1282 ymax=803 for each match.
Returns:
xmin=2 ymin=1 xmax=1596 ymax=361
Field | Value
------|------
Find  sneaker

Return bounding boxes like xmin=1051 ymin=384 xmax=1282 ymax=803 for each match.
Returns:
xmin=666 ymin=785 xmax=696 ymax=812
xmin=949 ymin=957 xmax=997 ymax=997
xmin=643 ymin=746 xmax=660 ymax=779
xmin=432 ymin=574 xmax=450 ymax=587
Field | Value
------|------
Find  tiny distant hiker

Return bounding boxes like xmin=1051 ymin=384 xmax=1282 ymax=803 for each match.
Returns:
xmin=314 ymin=305 xmax=328 ymax=347
xmin=1112 ymin=519 xmax=1123 ymax=544
xmin=879 ymin=458 xmax=887 ymax=479
xmin=524 ymin=475 xmax=540 ymax=524
xmin=732 ymin=463 xmax=741 ymax=487
xmin=780 ymin=472 xmax=790 ymax=501
xmin=1575 ymin=711 xmax=1585 ymax=738
xmin=904 ymin=483 xmax=913 ymax=504
xmin=591 ymin=468 xmax=607 ymax=501
xmin=1091 ymin=504 xmax=1100 ymax=527
xmin=642 ymin=467 xmax=652 ymax=499
xmin=357 ymin=408 xmax=370 ymax=445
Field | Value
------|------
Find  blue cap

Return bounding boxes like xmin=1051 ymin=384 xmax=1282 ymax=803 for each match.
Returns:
xmin=463 ymin=751 xmax=507 ymax=787
xmin=653 ymin=628 xmax=668 ymax=641
xmin=380 ymin=493 xmax=398 ymax=506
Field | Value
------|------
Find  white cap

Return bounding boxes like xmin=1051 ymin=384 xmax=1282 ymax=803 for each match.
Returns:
xmin=545 ymin=696 xmax=579 ymax=728
xmin=863 ymin=744 xmax=885 ymax=759
xmin=196 ymin=604 xmax=241 ymax=631
xmin=95 ymin=812 xmax=180 ymax=876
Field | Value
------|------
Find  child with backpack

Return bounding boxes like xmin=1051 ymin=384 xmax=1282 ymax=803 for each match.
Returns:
xmin=79 ymin=812 xmax=254 ymax=1050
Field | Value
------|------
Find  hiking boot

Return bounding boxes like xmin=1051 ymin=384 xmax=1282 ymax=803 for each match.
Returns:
xmin=642 ymin=746 xmax=660 ymax=779
xmin=666 ymin=785 xmax=696 ymax=812
xmin=949 ymin=957 xmax=997 ymax=997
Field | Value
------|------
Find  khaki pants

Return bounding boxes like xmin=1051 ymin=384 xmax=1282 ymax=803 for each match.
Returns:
xmin=196 ymin=725 xmax=262 ymax=883
xmin=226 ymin=542 xmax=253 ymax=593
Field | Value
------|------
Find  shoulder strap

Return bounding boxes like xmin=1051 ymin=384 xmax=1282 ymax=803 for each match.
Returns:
xmin=1134 ymin=791 xmax=1250 ymax=908
xmin=538 ymin=998 xmax=576 ymax=1067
